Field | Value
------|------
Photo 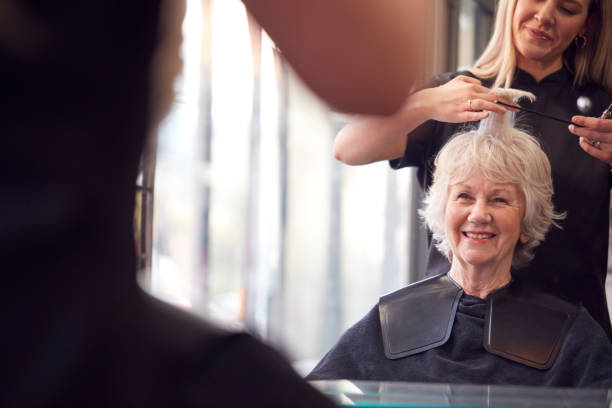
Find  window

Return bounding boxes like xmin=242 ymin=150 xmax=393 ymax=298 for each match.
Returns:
xmin=143 ymin=0 xmax=415 ymax=373
xmin=138 ymin=0 xmax=612 ymax=374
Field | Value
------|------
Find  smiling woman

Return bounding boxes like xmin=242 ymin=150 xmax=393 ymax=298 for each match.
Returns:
xmin=307 ymin=88 xmax=612 ymax=387
xmin=512 ymin=0 xmax=591 ymax=80
xmin=444 ymin=173 xmax=526 ymax=298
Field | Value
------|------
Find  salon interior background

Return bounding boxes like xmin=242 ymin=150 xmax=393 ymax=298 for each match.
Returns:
xmin=135 ymin=0 xmax=612 ymax=373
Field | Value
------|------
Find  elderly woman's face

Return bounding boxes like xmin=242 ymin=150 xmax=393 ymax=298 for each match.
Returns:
xmin=444 ymin=171 xmax=526 ymax=271
xmin=512 ymin=0 xmax=590 ymax=69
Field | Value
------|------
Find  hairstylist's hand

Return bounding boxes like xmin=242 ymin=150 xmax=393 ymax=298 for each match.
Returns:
xmin=417 ymin=75 xmax=517 ymax=124
xmin=570 ymin=116 xmax=612 ymax=165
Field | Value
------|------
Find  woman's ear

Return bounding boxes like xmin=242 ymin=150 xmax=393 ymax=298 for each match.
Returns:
xmin=519 ymin=233 xmax=530 ymax=244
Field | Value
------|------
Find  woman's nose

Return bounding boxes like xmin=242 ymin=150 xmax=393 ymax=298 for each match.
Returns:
xmin=467 ymin=200 xmax=492 ymax=224
xmin=534 ymin=0 xmax=556 ymax=26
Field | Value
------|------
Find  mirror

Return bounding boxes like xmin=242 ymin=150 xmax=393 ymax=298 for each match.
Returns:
xmin=143 ymin=0 xmax=612 ymax=388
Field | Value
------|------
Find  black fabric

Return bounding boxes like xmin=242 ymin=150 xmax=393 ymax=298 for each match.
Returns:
xmin=379 ymin=274 xmax=579 ymax=370
xmin=307 ymin=284 xmax=612 ymax=388
xmin=1 ymin=2 xmax=335 ymax=407
xmin=390 ymin=68 xmax=612 ymax=340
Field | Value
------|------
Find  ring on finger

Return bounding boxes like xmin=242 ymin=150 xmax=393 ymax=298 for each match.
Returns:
xmin=468 ymin=98 xmax=472 ymax=111
xmin=590 ymin=139 xmax=601 ymax=149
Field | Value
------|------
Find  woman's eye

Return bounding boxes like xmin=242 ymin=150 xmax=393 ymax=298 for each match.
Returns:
xmin=559 ymin=6 xmax=578 ymax=14
xmin=493 ymin=197 xmax=508 ymax=204
xmin=457 ymin=193 xmax=470 ymax=200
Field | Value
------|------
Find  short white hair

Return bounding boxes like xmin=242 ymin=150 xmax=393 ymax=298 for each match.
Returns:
xmin=420 ymin=89 xmax=565 ymax=269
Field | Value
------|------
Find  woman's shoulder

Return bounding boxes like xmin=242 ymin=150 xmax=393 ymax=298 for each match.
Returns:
xmin=576 ymin=78 xmax=612 ymax=94
xmin=572 ymin=81 xmax=612 ymax=116
xmin=574 ymin=79 xmax=612 ymax=100
xmin=569 ymin=306 xmax=612 ymax=342
xmin=559 ymin=306 xmax=612 ymax=387
xmin=340 ymin=304 xmax=383 ymax=341
xmin=306 ymin=304 xmax=383 ymax=380
xmin=380 ymin=272 xmax=457 ymax=303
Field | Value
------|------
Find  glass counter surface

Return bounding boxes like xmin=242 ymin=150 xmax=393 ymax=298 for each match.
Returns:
xmin=310 ymin=380 xmax=612 ymax=408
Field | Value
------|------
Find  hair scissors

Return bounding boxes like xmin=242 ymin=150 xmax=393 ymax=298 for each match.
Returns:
xmin=494 ymin=100 xmax=582 ymax=127
xmin=600 ymin=102 xmax=612 ymax=119
xmin=495 ymin=100 xmax=612 ymax=126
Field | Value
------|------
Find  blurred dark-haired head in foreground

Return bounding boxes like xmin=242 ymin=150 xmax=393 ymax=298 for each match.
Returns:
xmin=1 ymin=0 xmax=431 ymax=406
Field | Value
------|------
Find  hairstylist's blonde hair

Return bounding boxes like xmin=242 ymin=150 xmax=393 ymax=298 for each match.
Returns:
xmin=471 ymin=0 xmax=612 ymax=91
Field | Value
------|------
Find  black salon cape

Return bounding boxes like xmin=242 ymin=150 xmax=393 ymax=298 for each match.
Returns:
xmin=307 ymin=290 xmax=612 ymax=387
xmin=0 ymin=2 xmax=334 ymax=407
xmin=390 ymin=68 xmax=612 ymax=340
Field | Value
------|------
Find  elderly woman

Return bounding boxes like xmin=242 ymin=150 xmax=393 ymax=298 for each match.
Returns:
xmin=307 ymin=89 xmax=612 ymax=388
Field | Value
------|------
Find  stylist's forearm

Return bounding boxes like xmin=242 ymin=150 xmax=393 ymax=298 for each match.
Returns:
xmin=332 ymin=91 xmax=432 ymax=165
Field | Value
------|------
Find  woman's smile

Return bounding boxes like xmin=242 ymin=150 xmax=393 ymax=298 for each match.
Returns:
xmin=525 ymin=27 xmax=553 ymax=41
xmin=463 ymin=231 xmax=496 ymax=240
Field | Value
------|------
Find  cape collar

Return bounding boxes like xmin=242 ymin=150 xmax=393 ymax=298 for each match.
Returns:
xmin=379 ymin=273 xmax=578 ymax=370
